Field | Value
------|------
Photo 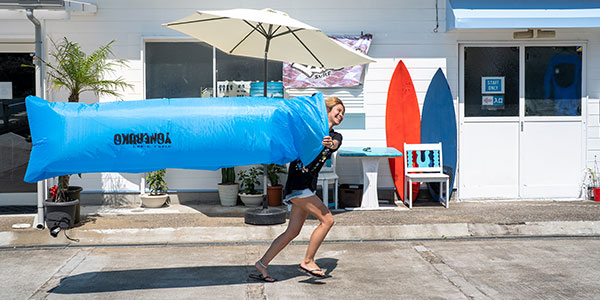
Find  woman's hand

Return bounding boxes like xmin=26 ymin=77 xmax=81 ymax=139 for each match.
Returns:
xmin=322 ymin=136 xmax=337 ymax=150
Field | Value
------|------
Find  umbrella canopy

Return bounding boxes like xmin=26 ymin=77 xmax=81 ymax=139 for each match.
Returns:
xmin=163 ymin=8 xmax=375 ymax=215
xmin=163 ymin=8 xmax=375 ymax=69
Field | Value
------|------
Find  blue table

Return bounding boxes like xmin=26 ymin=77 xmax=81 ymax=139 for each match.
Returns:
xmin=338 ymin=147 xmax=403 ymax=210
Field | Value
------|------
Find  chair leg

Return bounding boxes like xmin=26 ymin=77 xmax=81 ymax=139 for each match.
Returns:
xmin=333 ymin=179 xmax=338 ymax=210
xmin=408 ymin=179 xmax=413 ymax=209
xmin=446 ymin=179 xmax=450 ymax=208
xmin=439 ymin=180 xmax=443 ymax=205
xmin=404 ymin=177 xmax=407 ymax=206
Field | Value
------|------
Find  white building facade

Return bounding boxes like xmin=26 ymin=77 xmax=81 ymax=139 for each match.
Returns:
xmin=1 ymin=0 xmax=599 ymax=205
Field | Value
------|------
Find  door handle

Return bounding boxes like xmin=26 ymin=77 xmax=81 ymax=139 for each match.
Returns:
xmin=521 ymin=121 xmax=523 ymax=132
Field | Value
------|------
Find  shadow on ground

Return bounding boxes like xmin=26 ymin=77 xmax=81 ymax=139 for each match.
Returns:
xmin=49 ymin=258 xmax=338 ymax=294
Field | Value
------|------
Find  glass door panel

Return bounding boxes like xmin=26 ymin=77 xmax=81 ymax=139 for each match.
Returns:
xmin=525 ymin=46 xmax=582 ymax=116
xmin=0 ymin=53 xmax=36 ymax=193
xmin=464 ymin=47 xmax=519 ymax=117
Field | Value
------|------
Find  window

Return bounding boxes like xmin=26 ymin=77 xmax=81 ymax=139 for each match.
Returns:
xmin=145 ymin=41 xmax=283 ymax=99
xmin=216 ymin=49 xmax=281 ymax=82
xmin=145 ymin=42 xmax=213 ymax=99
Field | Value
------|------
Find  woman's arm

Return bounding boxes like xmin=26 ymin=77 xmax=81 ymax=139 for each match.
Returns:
xmin=322 ymin=133 xmax=342 ymax=150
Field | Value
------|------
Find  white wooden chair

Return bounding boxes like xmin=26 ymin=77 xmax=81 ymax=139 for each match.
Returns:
xmin=317 ymin=152 xmax=339 ymax=209
xmin=404 ymin=142 xmax=449 ymax=208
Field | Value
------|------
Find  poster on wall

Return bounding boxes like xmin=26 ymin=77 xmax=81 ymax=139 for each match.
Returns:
xmin=283 ymin=34 xmax=372 ymax=88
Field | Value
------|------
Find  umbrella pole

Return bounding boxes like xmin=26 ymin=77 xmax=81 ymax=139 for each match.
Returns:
xmin=264 ymin=50 xmax=268 ymax=97
xmin=263 ymin=49 xmax=269 ymax=209
xmin=244 ymin=40 xmax=286 ymax=225
xmin=261 ymin=43 xmax=269 ymax=209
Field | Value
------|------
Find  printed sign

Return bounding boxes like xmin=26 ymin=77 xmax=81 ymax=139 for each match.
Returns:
xmin=283 ymin=35 xmax=372 ymax=88
xmin=216 ymin=81 xmax=251 ymax=98
xmin=0 ymin=82 xmax=12 ymax=99
xmin=481 ymin=77 xmax=505 ymax=94
xmin=482 ymin=95 xmax=504 ymax=107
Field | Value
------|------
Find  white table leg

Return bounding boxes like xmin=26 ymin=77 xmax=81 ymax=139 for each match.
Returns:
xmin=360 ymin=157 xmax=380 ymax=209
xmin=343 ymin=156 xmax=405 ymax=211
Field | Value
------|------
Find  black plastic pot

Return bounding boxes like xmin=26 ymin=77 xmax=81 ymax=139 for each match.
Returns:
xmin=66 ymin=186 xmax=83 ymax=224
xmin=44 ymin=198 xmax=80 ymax=229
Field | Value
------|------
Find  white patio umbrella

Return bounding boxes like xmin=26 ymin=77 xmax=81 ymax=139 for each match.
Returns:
xmin=163 ymin=8 xmax=374 ymax=223
xmin=163 ymin=8 xmax=375 ymax=95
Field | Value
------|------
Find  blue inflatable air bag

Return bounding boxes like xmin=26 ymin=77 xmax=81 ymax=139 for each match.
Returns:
xmin=24 ymin=94 xmax=328 ymax=182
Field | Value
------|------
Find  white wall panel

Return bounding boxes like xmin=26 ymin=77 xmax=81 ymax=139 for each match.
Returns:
xmin=1 ymin=0 xmax=599 ymax=195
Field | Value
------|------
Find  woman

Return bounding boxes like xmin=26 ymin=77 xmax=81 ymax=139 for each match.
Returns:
xmin=251 ymin=96 xmax=345 ymax=282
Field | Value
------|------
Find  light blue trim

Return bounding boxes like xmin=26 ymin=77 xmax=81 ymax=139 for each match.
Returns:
xmin=338 ymin=147 xmax=403 ymax=157
xmin=336 ymin=113 xmax=365 ymax=130
xmin=83 ymin=189 xmax=236 ymax=193
xmin=447 ymin=0 xmax=600 ymax=30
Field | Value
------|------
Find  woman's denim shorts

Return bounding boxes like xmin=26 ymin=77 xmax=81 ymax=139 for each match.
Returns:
xmin=283 ymin=188 xmax=315 ymax=206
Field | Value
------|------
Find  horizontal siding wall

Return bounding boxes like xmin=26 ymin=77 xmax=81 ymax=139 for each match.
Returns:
xmin=1 ymin=0 xmax=599 ymax=193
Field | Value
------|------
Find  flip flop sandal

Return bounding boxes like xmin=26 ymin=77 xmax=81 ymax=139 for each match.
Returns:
xmin=249 ymin=273 xmax=277 ymax=282
xmin=298 ymin=265 xmax=326 ymax=278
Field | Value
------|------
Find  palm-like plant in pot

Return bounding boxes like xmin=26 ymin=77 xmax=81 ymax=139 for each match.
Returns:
xmin=141 ymin=169 xmax=169 ymax=208
xmin=42 ymin=37 xmax=132 ymax=222
xmin=238 ymin=167 xmax=264 ymax=206
xmin=261 ymin=164 xmax=286 ymax=206
xmin=218 ymin=167 xmax=238 ymax=206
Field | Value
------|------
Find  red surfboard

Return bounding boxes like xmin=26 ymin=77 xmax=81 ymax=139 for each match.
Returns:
xmin=386 ymin=60 xmax=421 ymax=202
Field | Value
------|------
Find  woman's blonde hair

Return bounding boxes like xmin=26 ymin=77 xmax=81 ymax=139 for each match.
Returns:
xmin=325 ymin=96 xmax=345 ymax=112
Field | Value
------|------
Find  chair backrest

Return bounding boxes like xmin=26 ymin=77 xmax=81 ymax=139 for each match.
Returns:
xmin=319 ymin=152 xmax=337 ymax=173
xmin=404 ymin=143 xmax=443 ymax=175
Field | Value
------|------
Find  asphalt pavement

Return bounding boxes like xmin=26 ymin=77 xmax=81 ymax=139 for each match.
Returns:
xmin=2 ymin=238 xmax=599 ymax=299
xmin=1 ymin=197 xmax=600 ymax=248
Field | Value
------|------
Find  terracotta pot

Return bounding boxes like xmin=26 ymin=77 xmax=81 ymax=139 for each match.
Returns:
xmin=267 ymin=185 xmax=283 ymax=206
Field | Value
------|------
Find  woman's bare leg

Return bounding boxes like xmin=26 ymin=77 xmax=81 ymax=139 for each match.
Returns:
xmin=255 ymin=202 xmax=308 ymax=278
xmin=293 ymin=195 xmax=334 ymax=276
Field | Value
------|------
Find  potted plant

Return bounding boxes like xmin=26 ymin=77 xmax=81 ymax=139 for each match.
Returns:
xmin=218 ymin=167 xmax=239 ymax=206
xmin=261 ymin=164 xmax=286 ymax=206
xmin=45 ymin=181 xmax=80 ymax=229
xmin=238 ymin=167 xmax=264 ymax=206
xmin=587 ymin=156 xmax=600 ymax=201
xmin=41 ymin=37 xmax=132 ymax=219
xmin=140 ymin=169 xmax=169 ymax=208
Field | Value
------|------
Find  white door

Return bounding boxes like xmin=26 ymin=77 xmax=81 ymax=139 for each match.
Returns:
xmin=519 ymin=46 xmax=585 ymax=198
xmin=459 ymin=44 xmax=585 ymax=200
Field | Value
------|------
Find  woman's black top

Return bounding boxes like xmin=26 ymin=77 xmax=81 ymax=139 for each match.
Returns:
xmin=284 ymin=129 xmax=343 ymax=196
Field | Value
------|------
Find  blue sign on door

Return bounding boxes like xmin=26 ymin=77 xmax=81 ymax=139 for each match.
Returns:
xmin=482 ymin=77 xmax=505 ymax=94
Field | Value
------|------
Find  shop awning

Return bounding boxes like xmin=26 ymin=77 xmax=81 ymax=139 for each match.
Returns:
xmin=446 ymin=0 xmax=600 ymax=30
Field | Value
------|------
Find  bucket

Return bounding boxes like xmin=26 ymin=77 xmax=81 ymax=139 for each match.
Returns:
xmin=593 ymin=187 xmax=600 ymax=202
xmin=338 ymin=184 xmax=363 ymax=208
xmin=249 ymin=82 xmax=284 ymax=98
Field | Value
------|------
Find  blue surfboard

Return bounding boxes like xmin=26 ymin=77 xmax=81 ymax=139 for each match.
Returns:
xmin=421 ymin=68 xmax=457 ymax=201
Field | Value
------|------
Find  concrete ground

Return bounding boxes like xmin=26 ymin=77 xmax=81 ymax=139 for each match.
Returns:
xmin=2 ymin=199 xmax=600 ymax=248
xmin=1 ymin=237 xmax=599 ymax=299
